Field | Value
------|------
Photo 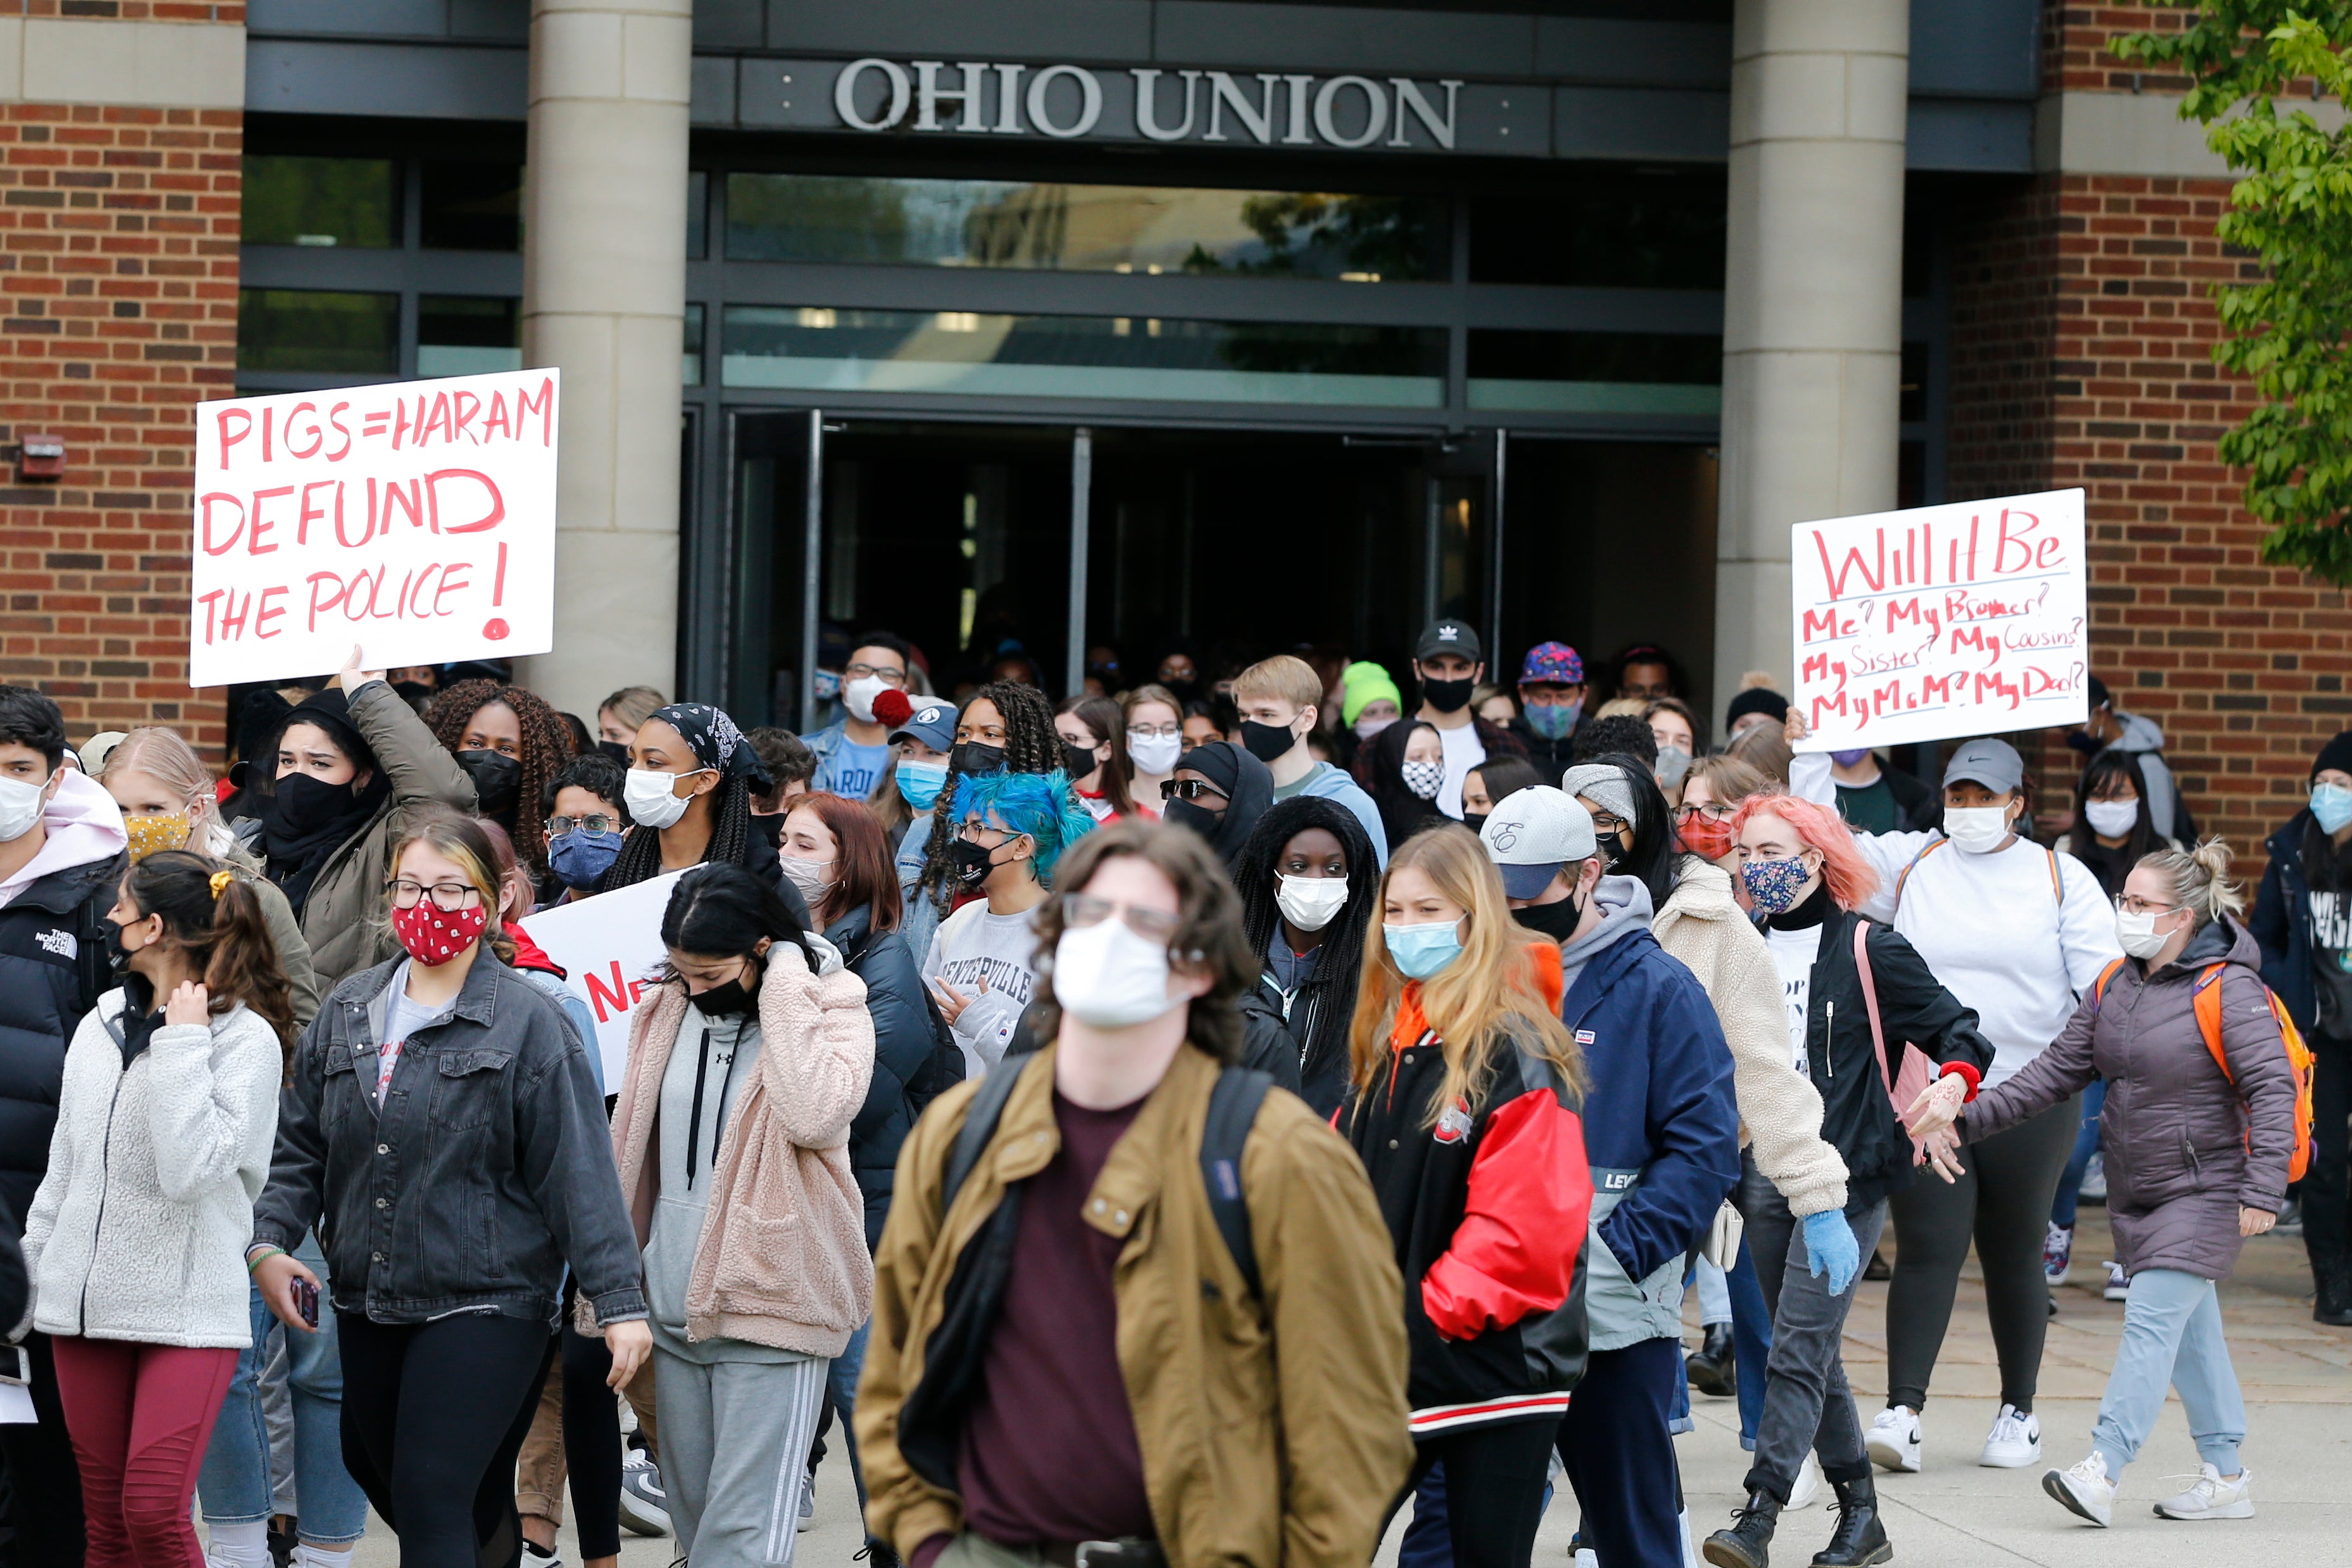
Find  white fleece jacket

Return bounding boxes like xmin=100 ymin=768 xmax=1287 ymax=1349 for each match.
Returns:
xmin=1652 ymin=858 xmax=1849 ymax=1217
xmin=22 ymin=993 xmax=282 ymax=1348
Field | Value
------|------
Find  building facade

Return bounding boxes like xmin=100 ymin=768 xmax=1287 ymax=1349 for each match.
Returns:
xmin=3 ymin=0 xmax=2342 ymax=860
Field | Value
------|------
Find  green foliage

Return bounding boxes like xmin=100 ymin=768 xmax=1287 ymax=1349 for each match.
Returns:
xmin=2116 ymin=6 xmax=2352 ymax=580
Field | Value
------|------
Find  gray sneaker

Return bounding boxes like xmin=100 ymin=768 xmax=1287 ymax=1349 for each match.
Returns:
xmin=619 ymin=1450 xmax=670 ymax=1538
xmin=797 ymin=1467 xmax=815 ymax=1532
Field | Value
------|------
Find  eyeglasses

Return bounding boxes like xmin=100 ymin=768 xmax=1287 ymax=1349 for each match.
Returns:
xmin=1676 ymin=802 xmax=1737 ymax=824
xmin=1160 ymin=778 xmax=1228 ymax=802
xmin=546 ymin=813 xmax=622 ymax=837
xmin=843 ymin=662 xmax=907 ymax=684
xmin=390 ymin=878 xmax=482 ymax=912
xmin=954 ymin=820 xmax=1016 ymax=845
xmin=1062 ymin=892 xmax=1181 ymax=944
xmin=1129 ymin=722 xmax=1180 ymax=739
xmin=1588 ymin=812 xmax=1629 ymax=837
xmin=2114 ymin=895 xmax=2185 ymax=917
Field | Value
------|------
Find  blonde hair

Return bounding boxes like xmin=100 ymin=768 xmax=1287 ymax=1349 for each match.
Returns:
xmin=1233 ymin=654 xmax=1324 ymax=713
xmin=1593 ymin=697 xmax=1648 ymax=722
xmin=598 ymin=685 xmax=665 ymax=733
xmin=1685 ymin=753 xmax=1768 ymax=808
xmin=1347 ymin=825 xmax=1585 ymax=1127
xmin=100 ymin=727 xmax=225 ymax=849
xmin=2143 ymin=836 xmax=2246 ymax=926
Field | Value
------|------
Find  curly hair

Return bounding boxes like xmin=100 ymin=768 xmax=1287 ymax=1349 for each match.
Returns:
xmin=423 ymin=679 xmax=577 ymax=875
xmin=912 ymin=680 xmax=1059 ymax=915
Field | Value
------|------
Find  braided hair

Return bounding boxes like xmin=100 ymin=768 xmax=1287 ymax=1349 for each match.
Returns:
xmin=423 ymin=679 xmax=577 ymax=876
xmin=912 ymin=680 xmax=1059 ymax=916
xmin=1231 ymin=796 xmax=1380 ymax=1108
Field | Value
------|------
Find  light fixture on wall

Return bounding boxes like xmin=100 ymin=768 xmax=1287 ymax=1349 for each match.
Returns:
xmin=17 ymin=435 xmax=65 ymax=480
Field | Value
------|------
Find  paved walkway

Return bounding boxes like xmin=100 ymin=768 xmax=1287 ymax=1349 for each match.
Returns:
xmin=343 ymin=1211 xmax=2350 ymax=1567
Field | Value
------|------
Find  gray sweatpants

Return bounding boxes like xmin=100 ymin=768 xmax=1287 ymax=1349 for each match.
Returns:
xmin=654 ymin=1347 xmax=829 ymax=1568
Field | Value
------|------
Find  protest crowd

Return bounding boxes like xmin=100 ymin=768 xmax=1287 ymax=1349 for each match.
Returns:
xmin=0 ymin=614 xmax=2329 ymax=1568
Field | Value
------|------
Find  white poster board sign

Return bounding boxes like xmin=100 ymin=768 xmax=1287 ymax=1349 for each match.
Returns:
xmin=188 ymin=368 xmax=560 ymax=688
xmin=1790 ymin=487 xmax=2089 ymax=751
xmin=518 ymin=870 xmax=685 ymax=1089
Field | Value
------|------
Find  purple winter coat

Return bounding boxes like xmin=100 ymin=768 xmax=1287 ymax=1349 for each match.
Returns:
xmin=1963 ymin=915 xmax=2296 ymax=1281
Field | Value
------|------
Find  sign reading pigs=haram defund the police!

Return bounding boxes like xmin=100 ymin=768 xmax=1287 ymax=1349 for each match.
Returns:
xmin=1789 ymin=487 xmax=2089 ymax=753
xmin=187 ymin=368 xmax=560 ymax=689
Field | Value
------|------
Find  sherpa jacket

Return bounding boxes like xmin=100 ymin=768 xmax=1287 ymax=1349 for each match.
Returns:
xmin=607 ymin=943 xmax=876 ymax=1357
xmin=1651 ymin=858 xmax=1848 ymax=1217
xmin=22 ymin=992 xmax=281 ymax=1348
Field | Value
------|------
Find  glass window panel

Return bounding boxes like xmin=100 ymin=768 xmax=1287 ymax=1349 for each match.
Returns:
xmin=242 ymin=156 xmax=396 ymax=248
xmin=684 ymin=302 xmax=705 ymax=386
xmin=724 ymin=175 xmax=1444 ymax=281
xmin=688 ymin=170 xmax=708 ymax=261
xmin=420 ymin=161 xmax=522 ymax=251
xmin=722 ymin=306 xmax=1443 ymax=408
xmin=1466 ymin=329 xmax=1721 ymax=415
xmin=417 ymin=295 xmax=520 ymax=379
xmin=1469 ymin=181 xmax=1726 ymax=289
xmin=236 ymin=289 xmax=398 ymax=375
xmin=1900 ymin=341 xmax=1928 ymax=423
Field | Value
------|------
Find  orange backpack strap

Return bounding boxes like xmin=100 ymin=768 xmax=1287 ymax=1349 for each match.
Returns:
xmin=2046 ymin=848 xmax=2065 ymax=905
xmin=1894 ymin=837 xmax=1946 ymax=905
xmin=2191 ymin=964 xmax=2232 ymax=1081
xmin=2092 ymin=957 xmax=2128 ymax=1007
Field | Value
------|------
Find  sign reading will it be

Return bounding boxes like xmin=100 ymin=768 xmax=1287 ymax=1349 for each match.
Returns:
xmin=736 ymin=58 xmax=1547 ymax=156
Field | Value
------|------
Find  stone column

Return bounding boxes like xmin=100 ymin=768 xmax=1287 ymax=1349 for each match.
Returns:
xmin=1715 ymin=0 xmax=1909 ymax=713
xmin=515 ymin=0 xmax=691 ymax=718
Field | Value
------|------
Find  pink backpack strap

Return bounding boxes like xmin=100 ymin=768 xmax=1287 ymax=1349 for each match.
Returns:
xmin=1854 ymin=919 xmax=1893 ymax=1095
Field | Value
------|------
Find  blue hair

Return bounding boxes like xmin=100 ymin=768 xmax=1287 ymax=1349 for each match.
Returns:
xmin=949 ymin=768 xmax=1097 ymax=887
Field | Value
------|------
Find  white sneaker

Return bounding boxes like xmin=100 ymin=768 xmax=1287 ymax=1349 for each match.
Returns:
xmin=1787 ymin=1450 xmax=1825 ymax=1510
xmin=2104 ymin=1260 xmax=2131 ymax=1301
xmin=2153 ymin=1462 xmax=2255 ymax=1520
xmin=521 ymin=1544 xmax=563 ymax=1568
xmin=1980 ymin=1403 xmax=2043 ymax=1467
xmin=1866 ymin=1405 xmax=1922 ymax=1473
xmin=2044 ymin=1452 xmax=2115 ymax=1527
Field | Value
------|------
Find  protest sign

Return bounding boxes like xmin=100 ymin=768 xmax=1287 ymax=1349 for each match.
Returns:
xmin=1790 ymin=487 xmax=2088 ymax=752
xmin=187 ymin=368 xmax=560 ymax=688
xmin=517 ymin=869 xmax=684 ymax=1088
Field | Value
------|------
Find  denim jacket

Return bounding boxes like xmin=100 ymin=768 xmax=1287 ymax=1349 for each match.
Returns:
xmin=251 ymin=951 xmax=648 ymax=1329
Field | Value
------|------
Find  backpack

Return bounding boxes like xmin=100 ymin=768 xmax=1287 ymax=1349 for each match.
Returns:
xmin=1894 ymin=836 xmax=2065 ymax=906
xmin=941 ymin=1057 xmax=1275 ymax=1300
xmin=1850 ymin=920 xmax=1937 ymax=1161
xmin=2091 ymin=958 xmax=2317 ymax=1184
xmin=902 ymin=976 xmax=967 ymax=1122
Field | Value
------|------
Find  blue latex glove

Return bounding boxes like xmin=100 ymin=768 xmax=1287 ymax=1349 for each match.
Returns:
xmin=1803 ymin=1208 xmax=1861 ymax=1297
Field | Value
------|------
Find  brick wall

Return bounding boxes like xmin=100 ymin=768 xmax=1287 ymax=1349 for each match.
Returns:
xmin=0 ymin=12 xmax=243 ymax=755
xmin=1944 ymin=4 xmax=2352 ymax=870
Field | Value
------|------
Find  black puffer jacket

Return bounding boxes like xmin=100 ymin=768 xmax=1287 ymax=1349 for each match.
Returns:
xmin=827 ymin=902 xmax=948 ymax=1251
xmin=0 ymin=850 xmax=123 ymax=1222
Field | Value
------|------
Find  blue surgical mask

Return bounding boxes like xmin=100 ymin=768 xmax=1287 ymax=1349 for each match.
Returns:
xmin=1525 ymin=702 xmax=1581 ymax=741
xmin=2315 ymin=782 xmax=2352 ymax=835
xmin=1741 ymin=854 xmax=1814 ymax=916
xmin=1384 ymin=919 xmax=1464 ymax=980
xmin=548 ymin=827 xmax=623 ymax=890
xmin=897 ymin=759 xmax=948 ymax=812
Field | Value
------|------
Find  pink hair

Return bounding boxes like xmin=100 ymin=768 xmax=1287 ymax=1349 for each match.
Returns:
xmin=1729 ymin=792 xmax=1880 ymax=912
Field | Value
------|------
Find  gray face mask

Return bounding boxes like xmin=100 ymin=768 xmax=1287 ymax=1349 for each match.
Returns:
xmin=1654 ymin=746 xmax=1692 ymax=791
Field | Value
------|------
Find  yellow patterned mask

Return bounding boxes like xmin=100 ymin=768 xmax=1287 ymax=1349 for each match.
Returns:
xmin=123 ymin=812 xmax=191 ymax=863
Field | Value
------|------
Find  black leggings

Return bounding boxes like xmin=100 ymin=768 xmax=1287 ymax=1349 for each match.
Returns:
xmin=338 ymin=1311 xmax=554 ymax=1568
xmin=560 ymin=1320 xmax=623 ymax=1560
xmin=1383 ymin=1418 xmax=1559 ymax=1568
xmin=1884 ymin=1093 xmax=2079 ymax=1413
xmin=2302 ymin=1034 xmax=2352 ymax=1286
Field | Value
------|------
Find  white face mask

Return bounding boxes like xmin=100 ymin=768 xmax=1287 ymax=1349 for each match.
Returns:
xmin=1942 ymin=805 xmax=2013 ymax=853
xmin=1128 ymin=732 xmax=1181 ymax=777
xmin=0 ymin=771 xmax=48 ymax=843
xmin=1053 ymin=917 xmax=1183 ymax=1029
xmin=843 ymin=674 xmax=889 ymax=725
xmin=2083 ymin=798 xmax=2139 ymax=839
xmin=1276 ymin=874 xmax=1349 ymax=932
xmin=1355 ymin=716 xmax=1397 ymax=742
xmin=780 ymin=853 xmax=836 ymax=906
xmin=624 ymin=767 xmax=701 ymax=831
xmin=2115 ymin=906 xmax=2178 ymax=961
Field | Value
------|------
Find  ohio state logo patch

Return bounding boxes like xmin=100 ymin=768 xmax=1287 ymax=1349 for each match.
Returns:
xmin=1433 ymin=1099 xmax=1474 ymax=1145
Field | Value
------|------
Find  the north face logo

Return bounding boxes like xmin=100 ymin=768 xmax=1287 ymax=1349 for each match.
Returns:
xmin=34 ymin=929 xmax=75 ymax=960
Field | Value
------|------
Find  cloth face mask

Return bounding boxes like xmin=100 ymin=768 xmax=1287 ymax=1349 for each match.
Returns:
xmin=1128 ymin=732 xmax=1181 ymax=776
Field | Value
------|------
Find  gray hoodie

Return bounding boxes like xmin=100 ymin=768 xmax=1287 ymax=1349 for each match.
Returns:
xmin=1556 ymin=874 xmax=1655 ymax=994
xmin=2108 ymin=709 xmax=2185 ymax=840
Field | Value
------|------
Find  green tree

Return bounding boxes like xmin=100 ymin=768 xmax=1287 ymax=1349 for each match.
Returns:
xmin=2116 ymin=5 xmax=2352 ymax=579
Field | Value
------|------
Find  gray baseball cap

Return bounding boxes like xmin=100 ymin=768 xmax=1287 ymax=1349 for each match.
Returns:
xmin=1942 ymin=736 xmax=2024 ymax=794
xmin=1479 ymin=785 xmax=1597 ymax=901
xmin=887 ymin=698 xmax=956 ymax=753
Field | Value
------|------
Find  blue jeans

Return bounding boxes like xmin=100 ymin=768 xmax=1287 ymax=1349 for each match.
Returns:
xmin=826 ymin=1318 xmax=869 ymax=1510
xmin=2049 ymin=1079 xmax=2107 ymax=1229
xmin=1726 ymin=1241 xmax=1771 ymax=1450
xmin=2091 ymin=1267 xmax=2246 ymax=1479
xmin=197 ymin=1236 xmax=368 ymax=1544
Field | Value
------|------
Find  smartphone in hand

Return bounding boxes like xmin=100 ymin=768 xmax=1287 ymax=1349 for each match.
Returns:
xmin=292 ymin=1278 xmax=319 ymax=1329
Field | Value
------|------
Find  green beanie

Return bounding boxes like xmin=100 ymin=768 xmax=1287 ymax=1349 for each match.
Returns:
xmin=1341 ymin=661 xmax=1404 ymax=727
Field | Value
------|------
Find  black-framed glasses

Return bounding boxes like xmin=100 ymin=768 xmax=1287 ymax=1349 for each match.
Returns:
xmin=1588 ymin=812 xmax=1629 ymax=837
xmin=1676 ymin=802 xmax=1736 ymax=824
xmin=954 ymin=820 xmax=1014 ymax=844
xmin=1062 ymin=892 xmax=1181 ymax=944
xmin=843 ymin=661 xmax=907 ymax=684
xmin=546 ymin=813 xmax=622 ymax=837
xmin=1160 ymin=778 xmax=1228 ymax=802
xmin=389 ymin=878 xmax=482 ymax=912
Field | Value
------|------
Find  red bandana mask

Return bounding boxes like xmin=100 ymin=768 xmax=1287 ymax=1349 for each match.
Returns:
xmin=393 ymin=900 xmax=489 ymax=967
xmin=1678 ymin=815 xmax=1735 ymax=863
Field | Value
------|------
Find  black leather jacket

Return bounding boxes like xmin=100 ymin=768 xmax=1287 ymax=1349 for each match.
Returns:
xmin=252 ymin=951 xmax=646 ymax=1329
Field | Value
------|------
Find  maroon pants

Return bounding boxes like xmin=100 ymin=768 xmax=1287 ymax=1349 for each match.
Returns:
xmin=51 ymin=1336 xmax=239 ymax=1568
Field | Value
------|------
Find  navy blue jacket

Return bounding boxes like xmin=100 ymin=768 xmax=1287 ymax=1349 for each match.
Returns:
xmin=2252 ymin=812 xmax=2317 ymax=1034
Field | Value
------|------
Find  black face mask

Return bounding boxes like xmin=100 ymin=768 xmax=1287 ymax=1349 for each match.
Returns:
xmin=1163 ymin=797 xmax=1222 ymax=842
xmin=693 ymin=967 xmax=760 ymax=1017
xmin=951 ymin=741 xmax=1006 ymax=778
xmin=1238 ymin=719 xmax=1297 ymax=765
xmin=1514 ymin=893 xmax=1583 ymax=941
xmin=1160 ymin=677 xmax=1199 ymax=706
xmin=103 ymin=914 xmax=139 ymax=975
xmin=1421 ymin=675 xmax=1475 ymax=715
xmin=2065 ymin=729 xmax=2101 ymax=754
xmin=1462 ymin=812 xmax=1488 ymax=837
xmin=597 ymin=739 xmax=632 ymax=767
xmin=456 ymin=749 xmax=522 ymax=817
xmin=949 ymin=837 xmax=1002 ymax=888
xmin=751 ymin=810 xmax=784 ymax=850
xmin=1059 ymin=740 xmax=1098 ymax=779
xmin=265 ymin=771 xmax=363 ymax=836
xmin=391 ymin=681 xmax=435 ymax=706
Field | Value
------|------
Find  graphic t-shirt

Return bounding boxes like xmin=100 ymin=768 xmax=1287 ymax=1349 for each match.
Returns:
xmin=2308 ymin=885 xmax=2352 ymax=1036
xmin=817 ymin=737 xmax=892 ymax=801
xmin=1764 ymin=923 xmax=1822 ymax=1074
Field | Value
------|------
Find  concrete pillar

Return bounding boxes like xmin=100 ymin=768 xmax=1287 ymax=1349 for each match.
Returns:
xmin=1714 ymin=0 xmax=1909 ymax=715
xmin=515 ymin=0 xmax=692 ymax=718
